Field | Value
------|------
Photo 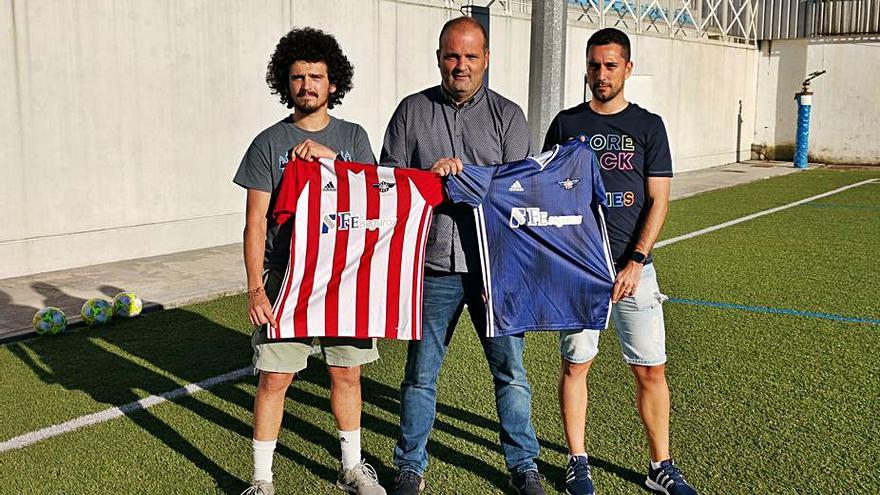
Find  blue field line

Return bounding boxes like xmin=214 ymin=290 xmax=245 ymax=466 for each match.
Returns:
xmin=667 ymin=298 xmax=880 ymax=326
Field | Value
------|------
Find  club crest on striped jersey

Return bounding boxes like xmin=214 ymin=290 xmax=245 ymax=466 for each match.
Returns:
xmin=372 ymin=181 xmax=396 ymax=193
xmin=321 ymin=212 xmax=397 ymax=234
xmin=557 ymin=178 xmax=581 ymax=190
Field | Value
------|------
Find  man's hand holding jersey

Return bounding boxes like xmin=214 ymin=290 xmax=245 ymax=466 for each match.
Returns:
xmin=248 ymin=288 xmax=278 ymax=328
xmin=430 ymin=157 xmax=464 ymax=176
xmin=292 ymin=139 xmax=337 ymax=162
xmin=611 ymin=261 xmax=643 ymax=303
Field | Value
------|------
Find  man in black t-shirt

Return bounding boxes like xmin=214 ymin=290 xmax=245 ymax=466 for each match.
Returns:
xmin=542 ymin=28 xmax=698 ymax=495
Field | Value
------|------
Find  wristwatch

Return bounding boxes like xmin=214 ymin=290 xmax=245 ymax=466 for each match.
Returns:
xmin=630 ymin=250 xmax=649 ymax=265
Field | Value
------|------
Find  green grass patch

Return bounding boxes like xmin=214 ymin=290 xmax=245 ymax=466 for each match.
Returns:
xmin=663 ymin=168 xmax=880 ymax=239
xmin=1 ymin=169 xmax=879 ymax=494
xmin=659 ymin=184 xmax=880 ymax=320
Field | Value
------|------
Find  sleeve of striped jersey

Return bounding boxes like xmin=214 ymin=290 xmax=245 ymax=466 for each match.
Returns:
xmin=403 ymin=168 xmax=445 ymax=207
xmin=273 ymin=158 xmax=308 ymax=225
xmin=444 ymin=165 xmax=494 ymax=207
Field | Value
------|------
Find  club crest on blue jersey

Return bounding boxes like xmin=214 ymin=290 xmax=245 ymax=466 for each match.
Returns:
xmin=372 ymin=181 xmax=396 ymax=193
xmin=557 ymin=178 xmax=581 ymax=190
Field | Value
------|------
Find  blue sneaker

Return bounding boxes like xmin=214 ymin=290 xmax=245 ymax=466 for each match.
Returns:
xmin=564 ymin=456 xmax=595 ymax=495
xmin=645 ymin=460 xmax=697 ymax=495
xmin=508 ymin=469 xmax=546 ymax=495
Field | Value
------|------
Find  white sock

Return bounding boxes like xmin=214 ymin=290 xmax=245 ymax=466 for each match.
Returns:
xmin=569 ymin=453 xmax=588 ymax=462
xmin=650 ymin=459 xmax=669 ymax=470
xmin=252 ymin=438 xmax=277 ymax=482
xmin=339 ymin=429 xmax=361 ymax=470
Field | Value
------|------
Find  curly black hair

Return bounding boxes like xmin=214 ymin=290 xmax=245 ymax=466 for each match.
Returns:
xmin=266 ymin=27 xmax=354 ymax=110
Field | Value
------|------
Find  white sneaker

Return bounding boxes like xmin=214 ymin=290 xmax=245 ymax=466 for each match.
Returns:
xmin=336 ymin=460 xmax=387 ymax=494
xmin=240 ymin=480 xmax=275 ymax=495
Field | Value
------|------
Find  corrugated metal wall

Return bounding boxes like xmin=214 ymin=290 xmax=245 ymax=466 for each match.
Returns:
xmin=758 ymin=0 xmax=880 ymax=39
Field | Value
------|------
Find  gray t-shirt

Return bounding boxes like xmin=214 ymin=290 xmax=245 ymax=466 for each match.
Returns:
xmin=234 ymin=115 xmax=375 ymax=269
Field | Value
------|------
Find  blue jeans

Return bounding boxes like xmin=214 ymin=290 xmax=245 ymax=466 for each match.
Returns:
xmin=393 ymin=272 xmax=540 ymax=475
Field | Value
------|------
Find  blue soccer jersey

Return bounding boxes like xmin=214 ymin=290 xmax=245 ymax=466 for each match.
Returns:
xmin=445 ymin=139 xmax=616 ymax=337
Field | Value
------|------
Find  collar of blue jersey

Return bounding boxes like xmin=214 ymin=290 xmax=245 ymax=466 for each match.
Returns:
xmin=440 ymin=83 xmax=486 ymax=109
xmin=527 ymin=139 xmax=582 ymax=170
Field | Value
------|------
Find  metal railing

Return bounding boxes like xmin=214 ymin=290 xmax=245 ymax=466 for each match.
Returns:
xmin=448 ymin=0 xmax=762 ymax=44
xmin=450 ymin=0 xmax=880 ymax=41
xmin=568 ymin=0 xmax=760 ymax=43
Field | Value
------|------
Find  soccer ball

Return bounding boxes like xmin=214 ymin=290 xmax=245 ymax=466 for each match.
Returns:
xmin=112 ymin=291 xmax=143 ymax=318
xmin=81 ymin=298 xmax=112 ymax=325
xmin=32 ymin=307 xmax=67 ymax=335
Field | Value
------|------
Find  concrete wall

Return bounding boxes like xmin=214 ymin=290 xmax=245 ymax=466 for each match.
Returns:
xmin=754 ymin=38 xmax=880 ymax=163
xmin=1 ymin=0 xmax=759 ymax=279
xmin=1 ymin=0 xmax=290 ymax=279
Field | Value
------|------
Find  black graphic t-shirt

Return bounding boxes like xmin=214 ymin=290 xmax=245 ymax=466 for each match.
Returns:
xmin=542 ymin=102 xmax=673 ymax=268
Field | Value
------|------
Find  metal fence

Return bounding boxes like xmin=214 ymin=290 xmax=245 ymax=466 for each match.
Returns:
xmin=448 ymin=0 xmax=762 ymax=44
xmin=567 ymin=0 xmax=760 ymax=43
xmin=448 ymin=0 xmax=880 ymax=42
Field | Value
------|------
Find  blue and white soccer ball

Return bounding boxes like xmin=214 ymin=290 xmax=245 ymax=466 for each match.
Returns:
xmin=32 ymin=307 xmax=67 ymax=335
xmin=112 ymin=291 xmax=143 ymax=318
xmin=81 ymin=298 xmax=112 ymax=325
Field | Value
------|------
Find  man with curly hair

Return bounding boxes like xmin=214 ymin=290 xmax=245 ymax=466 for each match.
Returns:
xmin=233 ymin=27 xmax=385 ymax=495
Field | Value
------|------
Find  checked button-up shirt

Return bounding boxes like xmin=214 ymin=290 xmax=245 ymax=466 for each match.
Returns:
xmin=380 ymin=84 xmax=531 ymax=273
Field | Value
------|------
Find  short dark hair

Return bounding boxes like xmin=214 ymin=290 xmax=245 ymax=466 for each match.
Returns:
xmin=438 ymin=16 xmax=488 ymax=51
xmin=586 ymin=28 xmax=631 ymax=61
xmin=266 ymin=27 xmax=354 ymax=110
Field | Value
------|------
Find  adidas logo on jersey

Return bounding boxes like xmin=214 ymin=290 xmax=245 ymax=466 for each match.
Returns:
xmin=323 ymin=181 xmax=337 ymax=192
xmin=509 ymin=181 xmax=524 ymax=192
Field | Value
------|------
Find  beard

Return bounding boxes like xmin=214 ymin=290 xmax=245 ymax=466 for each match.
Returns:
xmin=590 ymin=83 xmax=622 ymax=102
xmin=292 ymin=93 xmax=327 ymax=114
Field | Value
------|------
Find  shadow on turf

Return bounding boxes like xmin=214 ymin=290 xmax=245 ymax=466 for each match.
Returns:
xmin=8 ymin=298 xmax=403 ymax=492
xmin=8 ymin=299 xmax=254 ymax=493
xmin=297 ymin=370 xmax=647 ymax=493
xmin=9 ymin=292 xmax=646 ymax=494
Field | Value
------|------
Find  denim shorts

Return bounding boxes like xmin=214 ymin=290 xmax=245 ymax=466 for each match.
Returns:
xmin=251 ymin=268 xmax=379 ymax=374
xmin=559 ymin=263 xmax=667 ymax=366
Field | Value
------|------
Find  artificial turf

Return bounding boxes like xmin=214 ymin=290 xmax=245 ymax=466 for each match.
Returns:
xmin=1 ymin=168 xmax=878 ymax=494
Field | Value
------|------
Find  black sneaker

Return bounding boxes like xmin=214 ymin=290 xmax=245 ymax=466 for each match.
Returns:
xmin=645 ymin=459 xmax=697 ymax=495
xmin=564 ymin=456 xmax=595 ymax=495
xmin=508 ymin=469 xmax=546 ymax=495
xmin=390 ymin=470 xmax=425 ymax=495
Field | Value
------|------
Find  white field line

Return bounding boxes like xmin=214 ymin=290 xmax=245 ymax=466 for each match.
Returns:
xmin=3 ymin=178 xmax=877 ymax=452
xmin=0 ymin=367 xmax=252 ymax=452
xmin=656 ymin=178 xmax=878 ymax=249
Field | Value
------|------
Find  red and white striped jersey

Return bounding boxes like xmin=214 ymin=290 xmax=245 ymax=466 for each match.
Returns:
xmin=270 ymin=157 xmax=444 ymax=340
